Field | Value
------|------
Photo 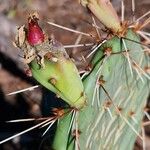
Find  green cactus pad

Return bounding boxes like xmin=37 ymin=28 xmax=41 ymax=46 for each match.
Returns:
xmin=52 ymin=29 xmax=149 ymax=150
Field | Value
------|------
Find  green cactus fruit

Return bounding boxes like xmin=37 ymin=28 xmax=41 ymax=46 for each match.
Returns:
xmin=14 ymin=13 xmax=87 ymax=109
xmin=80 ymin=0 xmax=121 ymax=32
xmin=30 ymin=54 xmax=87 ymax=109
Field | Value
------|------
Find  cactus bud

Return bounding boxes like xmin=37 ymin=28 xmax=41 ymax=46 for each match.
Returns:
xmin=27 ymin=14 xmax=44 ymax=46
xmin=80 ymin=0 xmax=122 ymax=33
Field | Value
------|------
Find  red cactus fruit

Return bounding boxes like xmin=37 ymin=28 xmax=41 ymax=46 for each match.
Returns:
xmin=27 ymin=15 xmax=44 ymax=46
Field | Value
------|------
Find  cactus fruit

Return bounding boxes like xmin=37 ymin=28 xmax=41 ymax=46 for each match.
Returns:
xmin=79 ymin=0 xmax=122 ymax=32
xmin=27 ymin=13 xmax=45 ymax=46
xmin=14 ymin=13 xmax=86 ymax=109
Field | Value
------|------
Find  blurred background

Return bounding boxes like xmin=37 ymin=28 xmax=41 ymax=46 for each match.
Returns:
xmin=0 ymin=0 xmax=149 ymax=149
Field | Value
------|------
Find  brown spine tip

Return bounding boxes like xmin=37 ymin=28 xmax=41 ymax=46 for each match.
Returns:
xmin=129 ymin=111 xmax=135 ymax=117
xmin=72 ymin=129 xmax=81 ymax=138
xmin=144 ymin=66 xmax=150 ymax=74
xmin=52 ymin=108 xmax=65 ymax=117
xmin=24 ymin=68 xmax=32 ymax=77
xmin=104 ymin=47 xmax=112 ymax=56
xmin=49 ymin=78 xmax=57 ymax=85
xmin=117 ymin=107 xmax=123 ymax=112
xmin=98 ymin=75 xmax=106 ymax=86
xmin=104 ymin=100 xmax=112 ymax=108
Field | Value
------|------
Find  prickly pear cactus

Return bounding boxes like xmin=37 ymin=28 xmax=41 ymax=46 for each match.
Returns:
xmin=11 ymin=1 xmax=149 ymax=150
